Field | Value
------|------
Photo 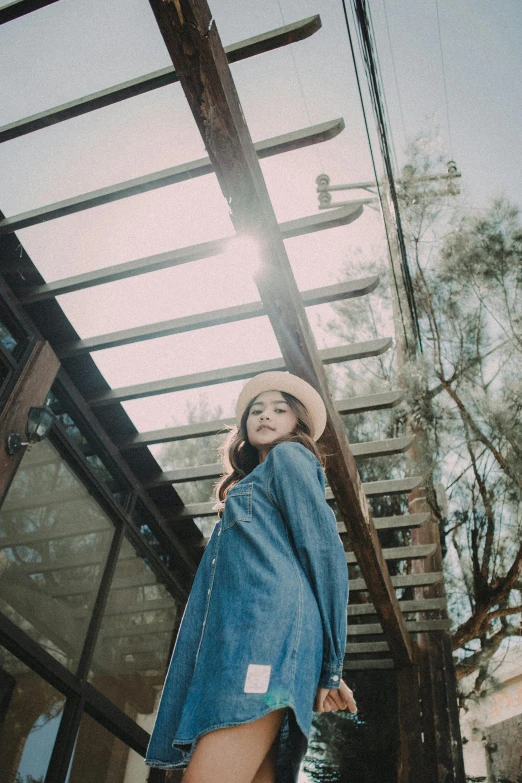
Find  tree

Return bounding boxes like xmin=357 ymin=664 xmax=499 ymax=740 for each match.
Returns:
xmin=326 ymin=136 xmax=522 ymax=696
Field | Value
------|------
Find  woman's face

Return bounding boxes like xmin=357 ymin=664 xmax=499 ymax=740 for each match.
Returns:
xmin=246 ymin=390 xmax=299 ymax=460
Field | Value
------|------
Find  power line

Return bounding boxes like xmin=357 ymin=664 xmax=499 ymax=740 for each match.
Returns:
xmin=341 ymin=0 xmax=423 ymax=354
xmin=339 ymin=0 xmax=411 ymax=352
xmin=382 ymin=0 xmax=408 ymax=148
xmin=275 ymin=0 xmax=326 ymax=173
xmin=434 ymin=0 xmax=454 ymax=158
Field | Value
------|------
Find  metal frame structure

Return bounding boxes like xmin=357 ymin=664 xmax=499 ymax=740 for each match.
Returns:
xmin=0 ymin=2 xmax=463 ymax=782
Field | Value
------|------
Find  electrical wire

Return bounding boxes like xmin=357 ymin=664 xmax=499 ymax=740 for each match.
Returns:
xmin=275 ymin=0 xmax=326 ymax=174
xmin=341 ymin=0 xmax=423 ymax=354
xmin=434 ymin=0 xmax=454 ymax=159
xmin=382 ymin=0 xmax=408 ymax=148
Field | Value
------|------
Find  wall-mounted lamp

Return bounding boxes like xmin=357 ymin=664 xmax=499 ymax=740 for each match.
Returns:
xmin=5 ymin=405 xmax=56 ymax=456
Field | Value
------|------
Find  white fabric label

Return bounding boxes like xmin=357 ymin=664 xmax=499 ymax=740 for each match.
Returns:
xmin=244 ymin=664 xmax=271 ymax=693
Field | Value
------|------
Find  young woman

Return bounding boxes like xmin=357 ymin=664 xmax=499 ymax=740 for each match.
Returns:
xmin=145 ymin=371 xmax=356 ymax=783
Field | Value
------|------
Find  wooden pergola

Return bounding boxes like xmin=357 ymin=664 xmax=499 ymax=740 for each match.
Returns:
xmin=0 ymin=1 xmax=465 ymax=781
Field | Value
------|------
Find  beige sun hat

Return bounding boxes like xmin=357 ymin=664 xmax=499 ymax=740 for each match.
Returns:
xmin=235 ymin=371 xmax=327 ymax=441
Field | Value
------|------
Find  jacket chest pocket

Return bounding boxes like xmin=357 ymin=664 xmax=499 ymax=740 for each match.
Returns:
xmin=222 ymin=483 xmax=253 ymax=530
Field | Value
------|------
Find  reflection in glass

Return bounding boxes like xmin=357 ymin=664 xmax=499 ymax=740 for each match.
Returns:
xmin=88 ymin=535 xmax=179 ymax=727
xmin=67 ymin=711 xmax=148 ymax=783
xmin=0 ymin=646 xmax=65 ymax=783
xmin=0 ymin=440 xmax=116 ymax=672
xmin=0 ymin=319 xmax=19 ymax=355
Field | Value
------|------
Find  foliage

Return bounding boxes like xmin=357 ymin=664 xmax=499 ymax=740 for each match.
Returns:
xmin=327 ymin=134 xmax=522 ymax=696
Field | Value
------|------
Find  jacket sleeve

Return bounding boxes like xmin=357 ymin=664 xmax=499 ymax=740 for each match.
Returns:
xmin=266 ymin=442 xmax=348 ymax=690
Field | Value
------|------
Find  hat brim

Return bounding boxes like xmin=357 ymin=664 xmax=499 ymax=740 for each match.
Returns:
xmin=235 ymin=371 xmax=327 ymax=441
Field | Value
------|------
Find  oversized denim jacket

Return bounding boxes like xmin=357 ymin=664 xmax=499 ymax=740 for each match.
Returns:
xmin=145 ymin=441 xmax=349 ymax=773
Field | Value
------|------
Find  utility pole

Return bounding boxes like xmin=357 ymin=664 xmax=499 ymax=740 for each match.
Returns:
xmin=316 ymin=162 xmax=467 ymax=783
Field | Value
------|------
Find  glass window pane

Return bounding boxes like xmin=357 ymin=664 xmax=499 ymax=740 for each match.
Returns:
xmin=0 ymin=440 xmax=116 ymax=672
xmin=67 ymin=706 xmax=148 ymax=783
xmin=0 ymin=645 xmax=65 ymax=783
xmin=88 ymin=535 xmax=180 ymax=725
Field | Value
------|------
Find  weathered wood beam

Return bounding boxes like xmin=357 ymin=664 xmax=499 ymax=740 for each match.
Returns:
xmin=0 ymin=118 xmax=343 ymax=235
xmin=116 ymin=389 xmax=404 ymax=450
xmin=56 ymin=274 xmax=376 ymax=357
xmin=0 ymin=341 xmax=60 ymax=498
xmin=178 ymin=476 xmax=422 ymax=519
xmin=147 ymin=0 xmax=412 ymax=666
xmin=346 ymin=619 xmax=451 ymax=638
xmin=343 ymin=659 xmax=394 ymax=670
xmin=346 ymin=544 xmax=437 ymax=564
xmin=145 ymin=436 xmax=413 ymax=486
xmin=20 ymin=205 xmax=364 ymax=302
xmin=0 ymin=0 xmax=59 ymax=24
xmin=348 ymin=598 xmax=446 ymax=616
xmin=87 ymin=339 xmax=392 ymax=407
xmin=0 ymin=16 xmax=320 ymax=139
xmin=366 ymin=512 xmax=430 ymax=531
xmin=349 ymin=572 xmax=443 ymax=592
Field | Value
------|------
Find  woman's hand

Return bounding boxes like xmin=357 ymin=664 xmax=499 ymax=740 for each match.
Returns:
xmin=313 ymin=679 xmax=357 ymax=713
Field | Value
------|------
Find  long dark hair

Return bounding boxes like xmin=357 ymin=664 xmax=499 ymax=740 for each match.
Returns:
xmin=215 ymin=391 xmax=325 ymax=503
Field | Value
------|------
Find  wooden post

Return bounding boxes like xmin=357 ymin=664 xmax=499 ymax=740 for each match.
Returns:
xmin=0 ymin=340 xmax=60 ymax=499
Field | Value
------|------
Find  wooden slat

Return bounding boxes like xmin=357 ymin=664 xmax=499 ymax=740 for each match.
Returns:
xmin=56 ymin=273 xmax=375 ymax=357
xmin=145 ymin=436 xmax=414 ymax=486
xmin=117 ymin=389 xmax=404 ymax=450
xmin=88 ymin=339 xmax=392 ymax=407
xmin=346 ymin=619 xmax=452 ymax=637
xmin=348 ymin=597 xmax=446 ymax=616
xmin=148 ymin=0 xmax=412 ymax=666
xmin=346 ymin=641 xmax=390 ymax=653
xmin=0 ymin=0 xmax=59 ymax=24
xmin=343 ymin=659 xmax=394 ymax=670
xmin=21 ymin=205 xmax=364 ymax=302
xmin=178 ymin=476 xmax=422 ymax=519
xmin=346 ymin=544 xmax=437 ymax=564
xmin=0 ymin=118 xmax=344 ymax=235
xmin=0 ymin=16 xmax=321 ymax=140
xmin=349 ymin=572 xmax=443 ymax=592
xmin=371 ymin=512 xmax=430 ymax=531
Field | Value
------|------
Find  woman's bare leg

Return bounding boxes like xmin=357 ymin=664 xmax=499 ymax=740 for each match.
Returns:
xmin=182 ymin=708 xmax=286 ymax=783
xmin=251 ymin=739 xmax=279 ymax=783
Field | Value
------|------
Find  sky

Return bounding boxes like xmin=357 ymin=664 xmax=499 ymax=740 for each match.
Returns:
xmin=1 ymin=0 xmax=521 ymax=440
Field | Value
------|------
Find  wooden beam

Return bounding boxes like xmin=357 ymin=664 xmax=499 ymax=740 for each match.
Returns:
xmin=343 ymin=659 xmax=394 ymax=670
xmin=20 ymin=205 xmax=365 ymax=302
xmin=0 ymin=0 xmax=59 ymax=24
xmin=87 ymin=339 xmax=392 ymax=407
xmin=346 ymin=544 xmax=437 ymax=564
xmin=145 ymin=436 xmax=413 ymax=485
xmin=178 ymin=476 xmax=422 ymax=519
xmin=346 ymin=619 xmax=451 ymax=637
xmin=116 ymin=389 xmax=404 ymax=450
xmin=56 ymin=274 xmax=375 ymax=357
xmin=0 ymin=118 xmax=343 ymax=235
xmin=0 ymin=341 xmax=60 ymax=498
xmin=349 ymin=572 xmax=443 ymax=592
xmin=147 ymin=0 xmax=412 ymax=666
xmin=0 ymin=16 xmax=321 ymax=140
xmin=347 ymin=598 xmax=446 ymax=616
xmin=370 ymin=512 xmax=430 ymax=531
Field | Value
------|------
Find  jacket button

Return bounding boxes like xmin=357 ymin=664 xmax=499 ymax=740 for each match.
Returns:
xmin=332 ymin=675 xmax=339 ymax=682
xmin=212 ymin=558 xmax=216 ymax=564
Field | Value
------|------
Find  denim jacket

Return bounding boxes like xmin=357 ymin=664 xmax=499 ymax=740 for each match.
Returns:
xmin=145 ymin=441 xmax=348 ymax=772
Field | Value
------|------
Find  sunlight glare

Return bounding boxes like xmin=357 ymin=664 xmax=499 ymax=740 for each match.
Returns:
xmin=224 ymin=234 xmax=263 ymax=278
